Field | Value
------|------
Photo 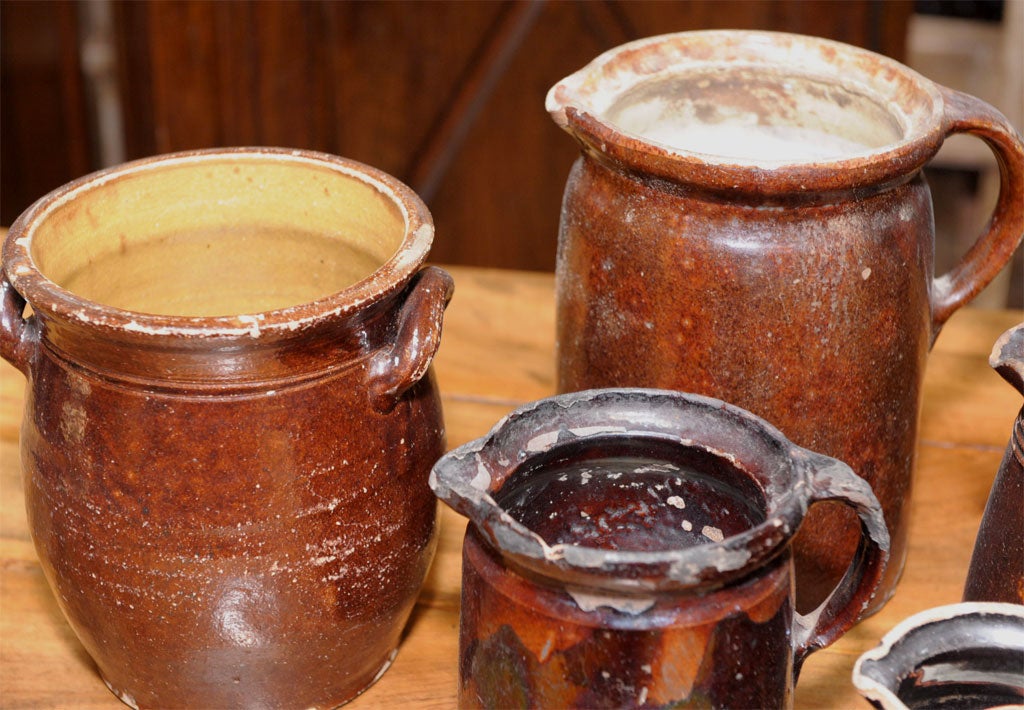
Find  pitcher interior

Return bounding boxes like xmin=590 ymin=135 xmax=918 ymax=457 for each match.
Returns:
xmin=495 ymin=436 xmax=768 ymax=553
xmin=603 ymin=68 xmax=905 ymax=163
xmin=28 ymin=157 xmax=407 ymax=317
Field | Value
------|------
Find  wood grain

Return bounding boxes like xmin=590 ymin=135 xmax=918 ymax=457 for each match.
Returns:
xmin=0 ymin=265 xmax=1019 ymax=708
xmin=2 ymin=1 xmax=913 ymax=269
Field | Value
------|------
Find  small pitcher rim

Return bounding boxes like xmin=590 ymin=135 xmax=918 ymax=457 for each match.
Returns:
xmin=430 ymin=387 xmax=814 ymax=594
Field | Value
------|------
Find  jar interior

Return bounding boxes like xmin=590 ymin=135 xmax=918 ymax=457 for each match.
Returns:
xmin=496 ymin=437 xmax=767 ymax=553
xmin=603 ymin=68 xmax=905 ymax=162
xmin=29 ymin=157 xmax=407 ymax=317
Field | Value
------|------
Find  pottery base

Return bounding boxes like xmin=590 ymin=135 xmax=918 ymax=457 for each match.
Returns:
xmin=99 ymin=648 xmax=400 ymax=710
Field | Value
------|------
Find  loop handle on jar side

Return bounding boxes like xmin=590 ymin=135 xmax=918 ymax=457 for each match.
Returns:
xmin=368 ymin=265 xmax=454 ymax=413
xmin=0 ymin=271 xmax=37 ymax=375
xmin=791 ymin=450 xmax=890 ymax=674
xmin=931 ymin=87 xmax=1024 ymax=337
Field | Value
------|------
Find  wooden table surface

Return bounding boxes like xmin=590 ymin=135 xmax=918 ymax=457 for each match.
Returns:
xmin=1 ymin=264 xmax=1021 ymax=709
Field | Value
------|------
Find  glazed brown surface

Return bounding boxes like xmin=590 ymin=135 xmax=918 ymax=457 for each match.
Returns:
xmin=963 ymin=324 xmax=1024 ymax=604
xmin=1 ymin=265 xmax=1020 ymax=708
xmin=433 ymin=389 xmax=887 ymax=707
xmin=460 ymin=526 xmax=793 ymax=708
xmin=0 ymin=150 xmax=451 ymax=709
xmin=548 ymin=32 xmax=1024 ymax=615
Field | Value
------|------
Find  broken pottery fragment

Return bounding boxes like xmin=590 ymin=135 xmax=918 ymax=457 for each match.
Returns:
xmin=853 ymin=603 xmax=1024 ymax=709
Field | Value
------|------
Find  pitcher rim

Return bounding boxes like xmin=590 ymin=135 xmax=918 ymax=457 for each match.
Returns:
xmin=2 ymin=147 xmax=434 ymax=339
xmin=546 ymin=30 xmax=946 ymax=194
xmin=429 ymin=387 xmax=810 ymax=594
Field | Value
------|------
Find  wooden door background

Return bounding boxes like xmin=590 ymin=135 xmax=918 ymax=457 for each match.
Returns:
xmin=2 ymin=0 xmax=913 ymax=271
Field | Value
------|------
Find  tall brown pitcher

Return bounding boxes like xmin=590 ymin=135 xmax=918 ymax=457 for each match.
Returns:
xmin=547 ymin=31 xmax=1024 ymax=612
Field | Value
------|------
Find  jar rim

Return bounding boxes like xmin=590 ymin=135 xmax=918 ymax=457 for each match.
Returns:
xmin=2 ymin=147 xmax=433 ymax=340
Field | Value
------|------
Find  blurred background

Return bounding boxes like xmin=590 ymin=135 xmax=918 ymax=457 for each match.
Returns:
xmin=2 ymin=0 xmax=1020 ymax=306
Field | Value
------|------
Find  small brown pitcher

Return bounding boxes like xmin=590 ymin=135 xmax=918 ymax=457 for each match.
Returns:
xmin=0 ymin=148 xmax=453 ymax=709
xmin=430 ymin=388 xmax=889 ymax=708
xmin=547 ymin=30 xmax=1024 ymax=613
xmin=963 ymin=324 xmax=1024 ymax=604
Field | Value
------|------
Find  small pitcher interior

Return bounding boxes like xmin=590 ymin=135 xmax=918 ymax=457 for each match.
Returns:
xmin=28 ymin=156 xmax=407 ymax=317
xmin=495 ymin=436 xmax=768 ymax=553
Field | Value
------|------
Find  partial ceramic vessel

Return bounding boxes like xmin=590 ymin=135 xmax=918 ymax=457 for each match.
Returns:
xmin=853 ymin=602 xmax=1024 ymax=709
xmin=964 ymin=324 xmax=1024 ymax=603
xmin=431 ymin=388 xmax=889 ymax=708
xmin=0 ymin=148 xmax=453 ymax=709
xmin=547 ymin=30 xmax=1024 ymax=615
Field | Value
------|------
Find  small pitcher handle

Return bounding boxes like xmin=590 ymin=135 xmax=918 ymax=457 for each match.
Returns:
xmin=367 ymin=266 xmax=454 ymax=413
xmin=930 ymin=87 xmax=1024 ymax=335
xmin=1 ymin=271 xmax=36 ymax=375
xmin=791 ymin=450 xmax=890 ymax=675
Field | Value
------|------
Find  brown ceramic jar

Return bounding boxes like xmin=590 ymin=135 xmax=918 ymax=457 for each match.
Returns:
xmin=547 ymin=30 xmax=1024 ymax=613
xmin=963 ymin=324 xmax=1024 ymax=604
xmin=431 ymin=388 xmax=889 ymax=708
xmin=0 ymin=148 xmax=453 ymax=708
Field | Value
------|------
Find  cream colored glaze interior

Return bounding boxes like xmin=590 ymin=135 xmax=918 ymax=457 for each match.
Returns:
xmin=604 ymin=68 xmax=905 ymax=162
xmin=29 ymin=156 xmax=407 ymax=317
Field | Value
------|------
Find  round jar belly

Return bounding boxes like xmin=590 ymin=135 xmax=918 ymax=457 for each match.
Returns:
xmin=1 ymin=148 xmax=453 ymax=709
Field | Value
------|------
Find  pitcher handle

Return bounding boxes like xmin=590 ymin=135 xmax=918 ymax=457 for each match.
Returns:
xmin=367 ymin=266 xmax=454 ymax=413
xmin=930 ymin=87 xmax=1024 ymax=336
xmin=791 ymin=450 xmax=890 ymax=675
xmin=1 ymin=271 xmax=36 ymax=375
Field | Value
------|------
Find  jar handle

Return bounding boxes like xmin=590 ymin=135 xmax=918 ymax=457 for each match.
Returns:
xmin=367 ymin=266 xmax=454 ymax=413
xmin=1 ymin=271 xmax=36 ymax=375
xmin=930 ymin=87 xmax=1024 ymax=335
xmin=791 ymin=450 xmax=890 ymax=675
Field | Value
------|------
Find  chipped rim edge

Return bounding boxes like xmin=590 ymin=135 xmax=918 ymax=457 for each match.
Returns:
xmin=2 ymin=147 xmax=434 ymax=339
xmin=429 ymin=387 xmax=808 ymax=594
xmin=851 ymin=601 xmax=1024 ymax=710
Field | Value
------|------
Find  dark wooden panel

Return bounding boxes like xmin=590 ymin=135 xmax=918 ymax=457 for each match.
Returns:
xmin=618 ymin=0 xmax=911 ymax=57
xmin=114 ymin=0 xmax=504 ymax=180
xmin=3 ymin=0 xmax=914 ymax=273
xmin=0 ymin=0 xmax=91 ymax=226
xmin=426 ymin=0 xmax=914 ymax=270
xmin=427 ymin=1 xmax=620 ymax=269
